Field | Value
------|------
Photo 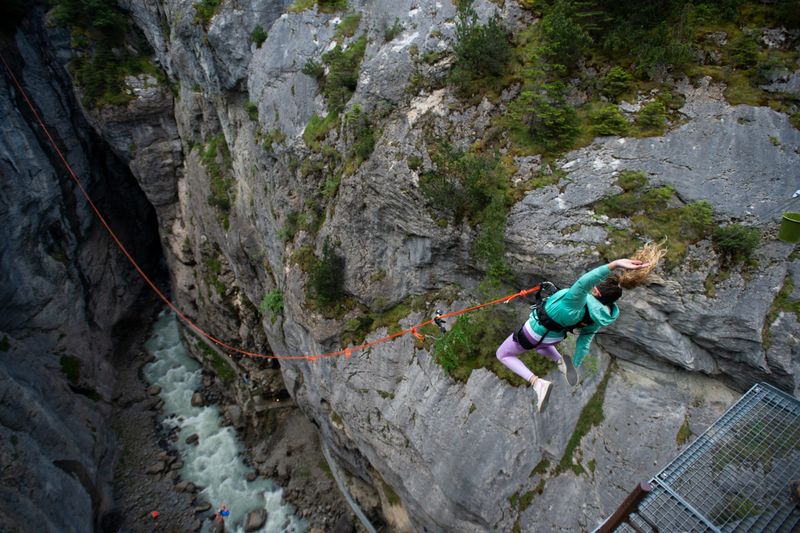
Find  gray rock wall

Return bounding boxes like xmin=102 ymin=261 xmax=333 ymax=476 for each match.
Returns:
xmin=6 ymin=0 xmax=799 ymax=531
xmin=0 ymin=10 xmax=161 ymax=532
xmin=110 ymin=0 xmax=800 ymax=530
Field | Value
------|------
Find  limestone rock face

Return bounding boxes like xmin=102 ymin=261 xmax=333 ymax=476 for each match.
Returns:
xmin=5 ymin=0 xmax=800 ymax=532
xmin=111 ymin=0 xmax=799 ymax=530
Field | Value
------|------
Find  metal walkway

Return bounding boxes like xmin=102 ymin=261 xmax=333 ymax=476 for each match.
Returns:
xmin=601 ymin=382 xmax=800 ymax=533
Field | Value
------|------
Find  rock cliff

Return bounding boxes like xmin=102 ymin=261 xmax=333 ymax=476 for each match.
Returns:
xmin=0 ymin=8 xmax=162 ymax=532
xmin=2 ymin=0 xmax=799 ymax=531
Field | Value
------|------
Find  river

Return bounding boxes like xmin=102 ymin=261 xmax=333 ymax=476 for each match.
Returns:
xmin=142 ymin=311 xmax=306 ymax=533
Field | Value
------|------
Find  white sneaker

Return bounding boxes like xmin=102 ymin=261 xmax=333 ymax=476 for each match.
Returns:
xmin=533 ymin=378 xmax=552 ymax=413
xmin=557 ymin=355 xmax=578 ymax=387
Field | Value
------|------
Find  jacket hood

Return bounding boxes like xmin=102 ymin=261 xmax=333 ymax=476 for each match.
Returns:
xmin=587 ymin=295 xmax=619 ymax=326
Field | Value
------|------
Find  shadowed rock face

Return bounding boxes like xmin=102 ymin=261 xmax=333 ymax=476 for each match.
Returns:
xmin=0 ymin=9 xmax=162 ymax=532
xmin=4 ymin=0 xmax=800 ymax=531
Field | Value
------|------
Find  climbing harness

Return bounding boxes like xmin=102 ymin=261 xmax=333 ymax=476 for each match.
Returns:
xmin=524 ymin=281 xmax=595 ymax=348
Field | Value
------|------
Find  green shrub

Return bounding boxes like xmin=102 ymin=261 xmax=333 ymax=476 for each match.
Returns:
xmin=280 ymin=212 xmax=300 ymax=242
xmin=510 ymin=81 xmax=581 ymax=153
xmin=637 ymin=100 xmax=667 ymax=132
xmin=617 ymin=170 xmax=648 ymax=192
xmin=689 ymin=0 xmax=743 ymax=21
xmin=52 ymin=0 xmax=126 ymax=33
xmin=454 ymin=9 xmax=510 ymax=77
xmin=259 ymin=289 xmax=284 ymax=319
xmin=629 ymin=24 xmax=693 ymax=78
xmin=194 ymin=337 xmax=235 ymax=383
xmin=302 ymin=59 xmax=325 ymax=80
xmin=322 ymin=174 xmax=341 ymax=198
xmin=193 ymin=0 xmax=221 ymax=27
xmin=473 ymin=197 xmax=514 ymax=283
xmin=317 ymin=0 xmax=348 ymax=12
xmin=244 ymin=101 xmax=259 ymax=121
xmin=420 ymin=143 xmax=509 ymax=224
xmin=250 ymin=24 xmax=268 ymax=47
xmin=600 ymin=66 xmax=632 ymax=101
xmin=383 ymin=17 xmax=404 ymax=42
xmin=303 ymin=112 xmax=339 ymax=151
xmin=309 ymin=239 xmax=346 ymax=307
xmin=419 ymin=143 xmax=512 ymax=282
xmin=203 ymin=255 xmax=227 ymax=295
xmin=335 ymin=12 xmax=362 ymax=41
xmin=51 ymin=0 xmax=163 ymax=108
xmin=261 ymin=128 xmax=287 ymax=150
xmin=728 ymin=33 xmax=760 ymax=69
xmin=450 ymin=4 xmax=511 ymax=94
xmin=679 ymin=201 xmax=714 ymax=241
xmin=321 ymin=35 xmax=367 ymax=113
xmin=589 ymin=2 xmax=693 ymax=79
xmin=763 ymin=275 xmax=800 ymax=348
xmin=202 ymin=135 xmax=235 ymax=229
xmin=713 ymin=224 xmax=760 ymax=266
xmin=791 ymin=113 xmax=800 ymax=131
xmin=589 ymin=104 xmax=628 ymax=136
xmin=538 ymin=0 xmax=592 ymax=71
xmin=343 ymin=105 xmax=375 ymax=171
xmin=596 ymin=185 xmax=672 ymax=218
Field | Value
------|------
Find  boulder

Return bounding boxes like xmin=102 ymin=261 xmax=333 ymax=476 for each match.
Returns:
xmin=145 ymin=461 xmax=166 ymax=475
xmin=330 ymin=514 xmax=356 ymax=533
xmin=186 ymin=433 xmax=199 ymax=445
xmin=225 ymin=405 xmax=243 ymax=428
xmin=244 ymin=508 xmax=267 ymax=532
xmin=146 ymin=385 xmax=161 ymax=396
xmin=191 ymin=392 xmax=204 ymax=407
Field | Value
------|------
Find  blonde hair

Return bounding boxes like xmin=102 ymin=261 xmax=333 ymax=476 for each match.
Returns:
xmin=615 ymin=240 xmax=668 ymax=289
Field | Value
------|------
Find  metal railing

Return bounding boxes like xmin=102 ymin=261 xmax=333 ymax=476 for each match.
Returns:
xmin=596 ymin=383 xmax=800 ymax=533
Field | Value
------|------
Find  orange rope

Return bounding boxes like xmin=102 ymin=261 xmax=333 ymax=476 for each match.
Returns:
xmin=1 ymin=53 xmax=539 ymax=363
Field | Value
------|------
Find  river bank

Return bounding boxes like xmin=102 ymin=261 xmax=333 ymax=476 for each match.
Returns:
xmin=109 ymin=311 xmax=356 ymax=532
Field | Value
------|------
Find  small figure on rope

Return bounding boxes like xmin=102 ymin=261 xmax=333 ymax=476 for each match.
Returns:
xmin=496 ymin=243 xmax=665 ymax=413
xmin=433 ymin=309 xmax=447 ymax=334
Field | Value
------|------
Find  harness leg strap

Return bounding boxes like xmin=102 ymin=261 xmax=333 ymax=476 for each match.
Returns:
xmin=513 ymin=323 xmax=536 ymax=350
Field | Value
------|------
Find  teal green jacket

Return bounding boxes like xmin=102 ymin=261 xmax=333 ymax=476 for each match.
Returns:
xmin=527 ymin=265 xmax=619 ymax=367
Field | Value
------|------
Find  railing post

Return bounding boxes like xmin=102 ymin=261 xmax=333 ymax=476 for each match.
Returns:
xmin=595 ymin=481 xmax=653 ymax=533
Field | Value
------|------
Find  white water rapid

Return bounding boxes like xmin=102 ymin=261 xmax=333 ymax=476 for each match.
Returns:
xmin=143 ymin=311 xmax=306 ymax=533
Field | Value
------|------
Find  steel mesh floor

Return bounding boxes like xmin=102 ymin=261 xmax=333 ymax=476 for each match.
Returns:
xmin=615 ymin=383 xmax=800 ymax=533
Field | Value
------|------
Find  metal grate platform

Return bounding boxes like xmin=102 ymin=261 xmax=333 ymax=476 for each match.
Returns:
xmin=605 ymin=382 xmax=800 ymax=533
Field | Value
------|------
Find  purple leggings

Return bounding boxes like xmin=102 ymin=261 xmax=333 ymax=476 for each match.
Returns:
xmin=496 ymin=323 xmax=562 ymax=383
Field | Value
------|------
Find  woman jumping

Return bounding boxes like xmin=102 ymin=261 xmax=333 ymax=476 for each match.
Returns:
xmin=496 ymin=256 xmax=656 ymax=413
